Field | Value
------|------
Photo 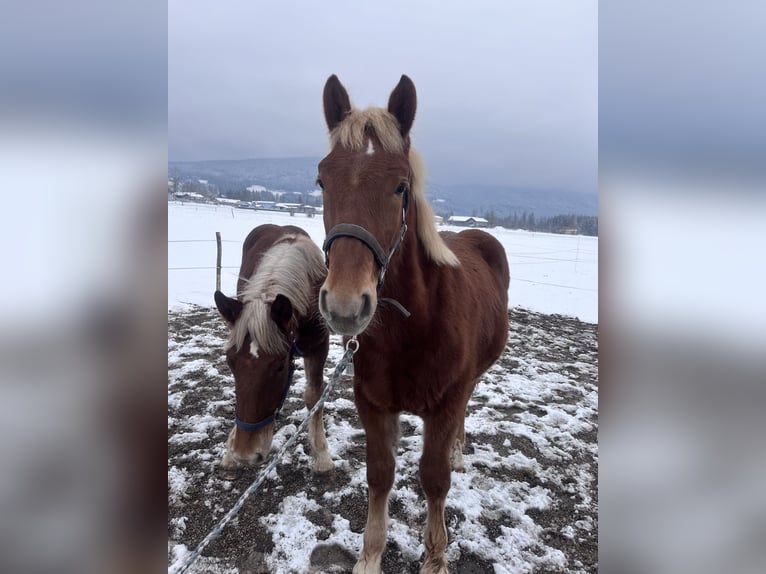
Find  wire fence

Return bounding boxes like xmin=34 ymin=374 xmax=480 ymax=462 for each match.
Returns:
xmin=168 ymin=266 xmax=240 ymax=271
xmin=168 ymin=239 xmax=240 ymax=244
xmin=168 ymin=235 xmax=596 ymax=292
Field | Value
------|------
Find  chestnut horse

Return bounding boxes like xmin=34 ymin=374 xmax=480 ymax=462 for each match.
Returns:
xmin=213 ymin=224 xmax=332 ymax=478
xmin=317 ymin=75 xmax=510 ymax=573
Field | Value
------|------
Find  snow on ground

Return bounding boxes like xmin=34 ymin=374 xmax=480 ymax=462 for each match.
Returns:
xmin=167 ymin=201 xmax=598 ymax=572
xmin=168 ymin=307 xmax=597 ymax=573
xmin=168 ymin=202 xmax=597 ymax=323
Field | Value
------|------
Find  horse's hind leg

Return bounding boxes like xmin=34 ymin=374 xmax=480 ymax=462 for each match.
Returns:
xmin=420 ymin=414 xmax=459 ymax=574
xmin=353 ymin=399 xmax=399 ymax=574
xmin=303 ymin=353 xmax=333 ymax=473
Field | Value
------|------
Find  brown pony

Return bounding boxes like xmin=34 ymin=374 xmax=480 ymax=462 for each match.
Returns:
xmin=317 ymin=75 xmax=510 ymax=573
xmin=213 ymin=224 xmax=332 ymax=478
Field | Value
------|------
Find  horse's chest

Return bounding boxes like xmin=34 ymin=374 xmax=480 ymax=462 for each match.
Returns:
xmin=353 ymin=353 xmax=456 ymax=414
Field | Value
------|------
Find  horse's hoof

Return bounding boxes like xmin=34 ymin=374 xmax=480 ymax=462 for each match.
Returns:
xmin=216 ymin=465 xmax=241 ymax=480
xmin=419 ymin=564 xmax=448 ymax=574
xmin=352 ymin=558 xmax=381 ymax=574
xmin=313 ymin=455 xmax=334 ymax=474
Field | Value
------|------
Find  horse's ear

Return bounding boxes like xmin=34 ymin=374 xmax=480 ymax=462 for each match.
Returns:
xmin=214 ymin=290 xmax=243 ymax=326
xmin=270 ymin=294 xmax=293 ymax=334
xmin=387 ymin=75 xmax=417 ymax=138
xmin=323 ymin=74 xmax=352 ymax=131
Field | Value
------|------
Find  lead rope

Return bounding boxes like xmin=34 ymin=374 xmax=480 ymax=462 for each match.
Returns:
xmin=171 ymin=337 xmax=359 ymax=574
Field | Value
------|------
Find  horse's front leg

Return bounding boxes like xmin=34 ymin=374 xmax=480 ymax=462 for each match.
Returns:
xmin=353 ymin=394 xmax=399 ymax=574
xmin=450 ymin=411 xmax=466 ymax=472
xmin=419 ymin=413 xmax=460 ymax=574
xmin=303 ymin=351 xmax=333 ymax=473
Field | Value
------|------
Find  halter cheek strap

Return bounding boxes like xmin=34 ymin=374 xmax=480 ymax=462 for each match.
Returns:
xmin=234 ymin=342 xmax=304 ymax=432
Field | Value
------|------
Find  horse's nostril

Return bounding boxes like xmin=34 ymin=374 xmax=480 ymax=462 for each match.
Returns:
xmin=319 ymin=288 xmax=328 ymax=312
xmin=360 ymin=293 xmax=372 ymax=318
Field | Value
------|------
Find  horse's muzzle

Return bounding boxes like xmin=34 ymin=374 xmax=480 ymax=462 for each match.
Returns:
xmin=319 ymin=286 xmax=374 ymax=336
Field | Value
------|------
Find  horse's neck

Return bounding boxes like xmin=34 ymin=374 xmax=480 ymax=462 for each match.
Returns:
xmin=382 ymin=223 xmax=429 ymax=306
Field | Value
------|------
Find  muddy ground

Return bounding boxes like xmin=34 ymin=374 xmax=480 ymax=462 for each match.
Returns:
xmin=168 ymin=306 xmax=598 ymax=573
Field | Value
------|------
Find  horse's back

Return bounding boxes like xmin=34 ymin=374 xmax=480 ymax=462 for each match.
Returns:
xmin=238 ymin=224 xmax=313 ymax=295
xmin=242 ymin=224 xmax=311 ymax=255
xmin=440 ymin=229 xmax=510 ymax=294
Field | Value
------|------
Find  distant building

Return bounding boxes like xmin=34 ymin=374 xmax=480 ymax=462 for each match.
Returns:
xmin=447 ymin=215 xmax=490 ymax=228
xmin=558 ymin=227 xmax=578 ymax=235
xmin=174 ymin=191 xmax=205 ymax=200
xmin=275 ymin=203 xmax=303 ymax=212
xmin=254 ymin=201 xmax=277 ymax=210
xmin=434 ymin=215 xmax=444 ymax=224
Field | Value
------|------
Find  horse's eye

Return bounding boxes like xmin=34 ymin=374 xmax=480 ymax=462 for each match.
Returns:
xmin=395 ymin=183 xmax=407 ymax=195
xmin=316 ymin=178 xmax=324 ymax=190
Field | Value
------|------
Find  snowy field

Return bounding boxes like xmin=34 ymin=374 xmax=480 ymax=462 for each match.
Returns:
xmin=168 ymin=202 xmax=598 ymax=323
xmin=168 ymin=201 xmax=598 ymax=573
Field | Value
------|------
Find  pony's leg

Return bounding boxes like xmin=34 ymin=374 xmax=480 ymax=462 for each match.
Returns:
xmin=419 ymin=415 xmax=459 ymax=574
xmin=353 ymin=401 xmax=399 ymax=574
xmin=450 ymin=413 xmax=466 ymax=472
xmin=303 ymin=353 xmax=333 ymax=473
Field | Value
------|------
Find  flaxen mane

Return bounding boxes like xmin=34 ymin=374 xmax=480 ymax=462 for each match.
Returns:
xmin=329 ymin=107 xmax=460 ymax=268
xmin=227 ymin=236 xmax=326 ymax=357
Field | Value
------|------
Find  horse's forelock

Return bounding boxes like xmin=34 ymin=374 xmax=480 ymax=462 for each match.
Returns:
xmin=330 ymin=107 xmax=406 ymax=154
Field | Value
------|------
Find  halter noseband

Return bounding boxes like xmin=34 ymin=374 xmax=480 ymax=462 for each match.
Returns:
xmin=234 ymin=341 xmax=303 ymax=432
xmin=322 ymin=190 xmax=411 ymax=317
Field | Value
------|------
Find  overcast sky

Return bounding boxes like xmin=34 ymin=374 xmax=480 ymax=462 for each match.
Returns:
xmin=169 ymin=1 xmax=597 ymax=192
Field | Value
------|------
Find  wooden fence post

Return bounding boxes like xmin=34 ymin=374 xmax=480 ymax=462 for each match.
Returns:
xmin=215 ymin=232 xmax=222 ymax=292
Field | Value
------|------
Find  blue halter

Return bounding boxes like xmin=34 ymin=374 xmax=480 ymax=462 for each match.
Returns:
xmin=234 ymin=342 xmax=304 ymax=432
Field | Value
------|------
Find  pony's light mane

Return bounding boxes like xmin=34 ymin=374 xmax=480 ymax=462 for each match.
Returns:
xmin=330 ymin=107 xmax=460 ymax=267
xmin=330 ymin=107 xmax=406 ymax=154
xmin=227 ymin=236 xmax=326 ymax=356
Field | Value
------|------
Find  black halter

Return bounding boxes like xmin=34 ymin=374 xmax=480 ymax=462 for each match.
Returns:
xmin=234 ymin=342 xmax=303 ymax=432
xmin=322 ymin=190 xmax=411 ymax=317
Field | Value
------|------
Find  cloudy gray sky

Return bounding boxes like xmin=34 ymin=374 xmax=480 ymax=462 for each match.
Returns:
xmin=169 ymin=0 xmax=597 ymax=192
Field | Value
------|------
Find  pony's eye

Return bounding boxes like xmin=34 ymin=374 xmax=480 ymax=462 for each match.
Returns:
xmin=316 ymin=178 xmax=324 ymax=190
xmin=395 ymin=183 xmax=407 ymax=195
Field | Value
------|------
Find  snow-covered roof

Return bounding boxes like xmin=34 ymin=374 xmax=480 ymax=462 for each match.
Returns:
xmin=448 ymin=215 xmax=489 ymax=223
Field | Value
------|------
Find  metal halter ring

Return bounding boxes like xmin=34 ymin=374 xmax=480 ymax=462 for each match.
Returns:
xmin=345 ymin=336 xmax=359 ymax=354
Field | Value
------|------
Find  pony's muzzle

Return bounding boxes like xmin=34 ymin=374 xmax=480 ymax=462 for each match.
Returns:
xmin=319 ymin=286 xmax=374 ymax=336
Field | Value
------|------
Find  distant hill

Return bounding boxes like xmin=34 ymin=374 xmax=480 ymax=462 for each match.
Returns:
xmin=427 ymin=183 xmax=597 ymax=219
xmin=169 ymin=157 xmax=597 ymax=218
xmin=169 ymin=157 xmax=321 ymax=194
